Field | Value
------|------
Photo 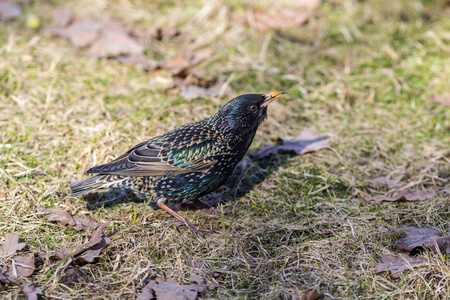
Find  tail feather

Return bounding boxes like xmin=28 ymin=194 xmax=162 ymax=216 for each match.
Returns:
xmin=69 ymin=175 xmax=126 ymax=197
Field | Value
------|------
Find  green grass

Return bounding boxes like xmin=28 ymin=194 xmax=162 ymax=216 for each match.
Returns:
xmin=1 ymin=0 xmax=449 ymax=299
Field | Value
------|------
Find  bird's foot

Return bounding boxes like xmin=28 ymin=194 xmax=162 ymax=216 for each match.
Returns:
xmin=171 ymin=221 xmax=215 ymax=234
xmin=159 ymin=203 xmax=214 ymax=235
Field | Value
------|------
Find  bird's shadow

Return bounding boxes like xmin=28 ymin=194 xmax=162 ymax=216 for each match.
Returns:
xmin=82 ymin=139 xmax=321 ymax=212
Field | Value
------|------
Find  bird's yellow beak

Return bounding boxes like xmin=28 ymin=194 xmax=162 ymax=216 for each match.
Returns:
xmin=261 ymin=90 xmax=287 ymax=107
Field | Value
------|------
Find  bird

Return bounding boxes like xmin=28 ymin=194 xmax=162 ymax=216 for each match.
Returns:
xmin=70 ymin=91 xmax=286 ymax=233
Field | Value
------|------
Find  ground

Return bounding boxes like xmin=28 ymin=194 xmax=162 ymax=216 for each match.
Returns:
xmin=0 ymin=0 xmax=449 ymax=299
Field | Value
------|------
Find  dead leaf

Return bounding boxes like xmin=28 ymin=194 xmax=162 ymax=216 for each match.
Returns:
xmin=0 ymin=233 xmax=26 ymax=258
xmin=51 ymin=219 xmax=111 ymax=266
xmin=393 ymin=226 xmax=450 ymax=255
xmin=21 ymin=282 xmax=42 ymax=300
xmin=36 ymin=206 xmax=100 ymax=231
xmin=52 ymin=7 xmax=75 ymax=28
xmin=54 ymin=248 xmax=75 ymax=260
xmin=363 ymin=190 xmax=433 ymax=204
xmin=137 ymin=276 xmax=216 ymax=300
xmin=72 ymin=216 xmax=100 ymax=231
xmin=242 ymin=0 xmax=321 ymax=32
xmin=8 ymin=255 xmax=35 ymax=278
xmin=84 ymin=219 xmax=111 ymax=249
xmin=255 ymin=130 xmax=330 ymax=159
xmin=293 ymin=289 xmax=324 ymax=300
xmin=428 ymin=95 xmax=450 ymax=106
xmin=52 ymin=18 xmax=101 ymax=48
xmin=74 ymin=235 xmax=111 ymax=264
xmin=0 ymin=2 xmax=21 ymax=20
xmin=374 ymin=253 xmax=423 ymax=278
xmin=158 ymin=48 xmax=213 ymax=75
xmin=36 ymin=206 xmax=76 ymax=226
xmin=87 ymin=22 xmax=144 ymax=58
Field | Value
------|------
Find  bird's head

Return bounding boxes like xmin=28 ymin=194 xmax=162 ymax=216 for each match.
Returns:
xmin=213 ymin=91 xmax=286 ymax=136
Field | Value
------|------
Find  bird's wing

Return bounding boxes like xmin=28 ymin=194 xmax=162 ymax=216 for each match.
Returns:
xmin=86 ymin=123 xmax=225 ymax=176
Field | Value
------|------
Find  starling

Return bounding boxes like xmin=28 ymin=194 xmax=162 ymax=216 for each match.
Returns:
xmin=70 ymin=91 xmax=286 ymax=233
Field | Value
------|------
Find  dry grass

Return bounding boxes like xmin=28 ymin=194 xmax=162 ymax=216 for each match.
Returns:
xmin=1 ymin=0 xmax=449 ymax=299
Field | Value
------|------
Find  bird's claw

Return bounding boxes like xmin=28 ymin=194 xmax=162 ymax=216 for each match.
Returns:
xmin=171 ymin=221 xmax=215 ymax=234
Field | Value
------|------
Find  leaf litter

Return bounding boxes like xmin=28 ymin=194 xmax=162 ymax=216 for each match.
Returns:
xmin=255 ymin=129 xmax=330 ymax=159
xmin=0 ymin=235 xmax=41 ymax=299
xmin=49 ymin=7 xmax=223 ymax=99
xmin=36 ymin=206 xmax=100 ymax=231
xmin=374 ymin=226 xmax=450 ymax=277
xmin=45 ymin=219 xmax=112 ymax=266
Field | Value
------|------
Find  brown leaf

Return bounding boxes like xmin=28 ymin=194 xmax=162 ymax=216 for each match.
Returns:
xmin=0 ymin=2 xmax=21 ymax=20
xmin=52 ymin=7 xmax=75 ymax=28
xmin=0 ymin=233 xmax=26 ymax=258
xmin=72 ymin=216 xmax=100 ymax=231
xmin=36 ymin=206 xmax=100 ymax=231
xmin=21 ymin=282 xmax=42 ymax=300
xmin=428 ymin=95 xmax=450 ymax=106
xmin=255 ymin=130 xmax=330 ymax=159
xmin=52 ymin=18 xmax=101 ymax=48
xmin=8 ymin=255 xmax=35 ymax=278
xmin=374 ymin=253 xmax=423 ymax=278
xmin=36 ymin=206 xmax=76 ymax=226
xmin=54 ymin=247 xmax=76 ymax=260
xmin=84 ymin=219 xmax=111 ymax=249
xmin=137 ymin=276 xmax=216 ymax=300
xmin=51 ymin=219 xmax=111 ymax=265
xmin=363 ymin=190 xmax=433 ymax=203
xmin=393 ymin=226 xmax=450 ymax=255
xmin=87 ymin=22 xmax=144 ymax=58
xmin=243 ymin=0 xmax=321 ymax=32
xmin=74 ymin=235 xmax=111 ymax=264
xmin=293 ymin=289 xmax=324 ymax=300
xmin=158 ymin=48 xmax=213 ymax=75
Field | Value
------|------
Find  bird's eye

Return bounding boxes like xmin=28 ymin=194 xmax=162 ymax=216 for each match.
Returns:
xmin=249 ymin=105 xmax=258 ymax=112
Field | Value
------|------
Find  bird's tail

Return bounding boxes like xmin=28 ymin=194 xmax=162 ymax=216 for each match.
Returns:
xmin=69 ymin=175 xmax=127 ymax=197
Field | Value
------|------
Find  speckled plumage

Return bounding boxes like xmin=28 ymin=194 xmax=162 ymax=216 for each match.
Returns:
xmin=70 ymin=91 xmax=286 ymax=232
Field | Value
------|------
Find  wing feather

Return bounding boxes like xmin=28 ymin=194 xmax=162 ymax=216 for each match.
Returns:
xmin=87 ymin=122 xmax=225 ymax=176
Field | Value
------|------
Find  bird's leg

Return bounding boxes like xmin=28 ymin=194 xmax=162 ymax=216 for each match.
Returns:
xmin=158 ymin=204 xmax=214 ymax=234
